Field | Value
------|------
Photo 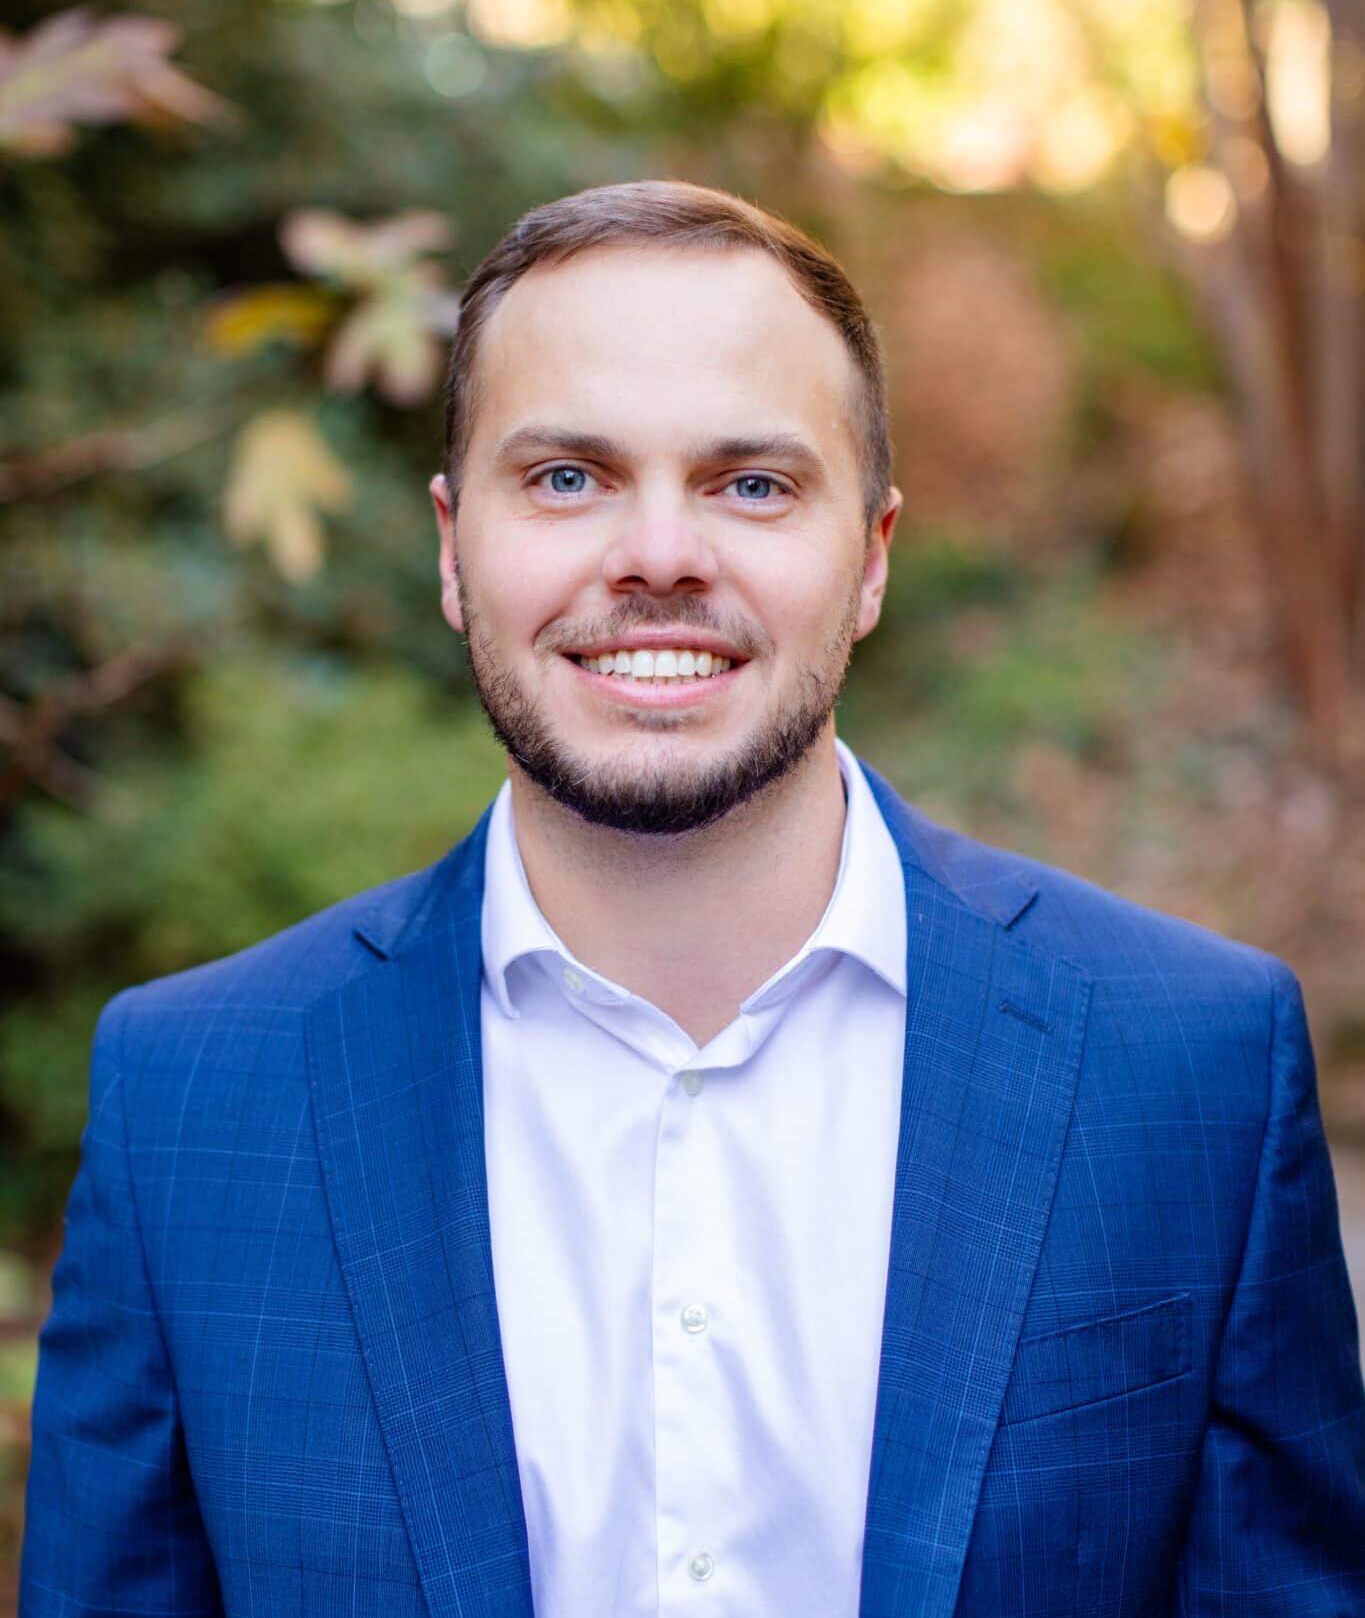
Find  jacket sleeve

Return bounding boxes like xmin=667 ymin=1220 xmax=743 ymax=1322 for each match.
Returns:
xmin=1173 ymin=961 xmax=1365 ymax=1615
xmin=20 ymin=990 xmax=224 ymax=1616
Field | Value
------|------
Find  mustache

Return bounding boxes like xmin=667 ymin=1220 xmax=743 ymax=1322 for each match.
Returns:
xmin=539 ymin=597 xmax=771 ymax=659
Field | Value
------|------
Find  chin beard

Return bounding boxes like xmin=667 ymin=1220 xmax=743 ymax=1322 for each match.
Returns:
xmin=462 ymin=647 xmax=846 ymax=836
xmin=486 ymin=686 xmax=834 ymax=835
xmin=457 ymin=578 xmax=862 ymax=835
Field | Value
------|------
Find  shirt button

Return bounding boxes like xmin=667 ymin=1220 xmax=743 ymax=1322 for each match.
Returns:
xmin=563 ymin=967 xmax=585 ymax=994
xmin=680 ymin=1302 xmax=709 ymax=1334
xmin=680 ymin=1070 xmax=704 ymax=1097
xmin=687 ymin=1551 xmax=715 ymax=1582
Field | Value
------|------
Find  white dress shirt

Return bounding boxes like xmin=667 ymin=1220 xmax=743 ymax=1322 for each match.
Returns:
xmin=480 ymin=738 xmax=908 ymax=1616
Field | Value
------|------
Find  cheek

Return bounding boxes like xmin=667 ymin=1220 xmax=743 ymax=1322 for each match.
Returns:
xmin=459 ymin=533 xmax=572 ymax=644
xmin=745 ymin=550 xmax=861 ymax=648
xmin=479 ymin=584 xmax=558 ymax=652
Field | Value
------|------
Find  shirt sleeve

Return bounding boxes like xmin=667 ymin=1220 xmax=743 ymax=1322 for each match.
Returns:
xmin=1173 ymin=961 xmax=1365 ymax=1615
xmin=20 ymin=990 xmax=224 ymax=1617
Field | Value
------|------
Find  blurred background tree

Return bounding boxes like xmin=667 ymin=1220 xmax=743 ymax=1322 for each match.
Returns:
xmin=1 ymin=0 xmax=1362 ymax=1600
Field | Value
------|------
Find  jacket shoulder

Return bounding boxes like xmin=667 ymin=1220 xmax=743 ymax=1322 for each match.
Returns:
xmin=92 ymin=830 xmax=486 ymax=1132
xmin=872 ymin=780 xmax=1303 ymax=1154
xmin=1003 ymin=839 xmax=1280 ymax=993
xmin=112 ymin=840 xmax=470 ymax=1024
xmin=864 ymin=763 xmax=1286 ymax=997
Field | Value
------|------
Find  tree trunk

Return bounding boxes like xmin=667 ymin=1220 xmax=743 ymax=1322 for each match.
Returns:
xmin=1179 ymin=0 xmax=1362 ymax=760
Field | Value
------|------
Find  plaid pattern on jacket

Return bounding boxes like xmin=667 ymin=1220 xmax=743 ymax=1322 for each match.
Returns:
xmin=22 ymin=765 xmax=1365 ymax=1617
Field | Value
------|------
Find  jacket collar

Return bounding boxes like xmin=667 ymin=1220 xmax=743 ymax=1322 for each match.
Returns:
xmin=346 ymin=757 xmax=1039 ymax=965
xmin=347 ymin=801 xmax=494 ymax=962
xmin=861 ymin=762 xmax=1039 ymax=929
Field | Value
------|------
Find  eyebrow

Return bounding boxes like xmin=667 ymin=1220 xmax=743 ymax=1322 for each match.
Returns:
xmin=691 ymin=433 xmax=824 ymax=476
xmin=493 ymin=426 xmax=625 ymax=464
xmin=492 ymin=424 xmax=825 ymax=477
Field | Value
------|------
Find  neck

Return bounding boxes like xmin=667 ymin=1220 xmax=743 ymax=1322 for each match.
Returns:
xmin=508 ymin=728 xmax=848 ymax=1045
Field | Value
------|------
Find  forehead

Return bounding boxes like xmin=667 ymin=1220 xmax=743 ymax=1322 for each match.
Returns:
xmin=466 ymin=244 xmax=862 ymax=468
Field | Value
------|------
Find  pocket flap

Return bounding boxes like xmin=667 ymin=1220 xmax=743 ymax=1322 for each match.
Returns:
xmin=1000 ymin=1292 xmax=1192 ymax=1426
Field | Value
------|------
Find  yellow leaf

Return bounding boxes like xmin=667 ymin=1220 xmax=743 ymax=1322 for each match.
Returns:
xmin=203 ymin=285 xmax=337 ymax=357
xmin=223 ymin=410 xmax=351 ymax=583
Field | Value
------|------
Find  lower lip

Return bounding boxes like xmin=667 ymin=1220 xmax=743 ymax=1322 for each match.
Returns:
xmin=564 ymin=657 xmax=743 ymax=707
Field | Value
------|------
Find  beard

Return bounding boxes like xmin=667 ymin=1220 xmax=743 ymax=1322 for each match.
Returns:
xmin=459 ymin=586 xmax=862 ymax=836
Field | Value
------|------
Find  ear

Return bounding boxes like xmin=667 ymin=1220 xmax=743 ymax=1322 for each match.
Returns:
xmin=853 ymin=486 xmax=901 ymax=641
xmin=430 ymin=473 xmax=464 ymax=634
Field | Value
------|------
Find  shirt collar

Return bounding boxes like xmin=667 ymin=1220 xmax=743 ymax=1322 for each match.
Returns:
xmin=796 ymin=736 xmax=906 ymax=998
xmin=480 ymin=736 xmax=907 ymax=1019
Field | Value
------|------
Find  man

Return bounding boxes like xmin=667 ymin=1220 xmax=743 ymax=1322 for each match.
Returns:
xmin=22 ymin=181 xmax=1365 ymax=1618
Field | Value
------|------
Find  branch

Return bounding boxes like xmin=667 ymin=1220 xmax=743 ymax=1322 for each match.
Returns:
xmin=1316 ymin=0 xmax=1365 ymax=647
xmin=0 ymin=636 xmax=199 ymax=812
xmin=0 ymin=409 xmax=233 ymax=503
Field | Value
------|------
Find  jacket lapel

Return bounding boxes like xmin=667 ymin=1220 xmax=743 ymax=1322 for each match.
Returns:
xmin=305 ymin=813 xmax=535 ymax=1618
xmin=860 ymin=774 xmax=1091 ymax=1618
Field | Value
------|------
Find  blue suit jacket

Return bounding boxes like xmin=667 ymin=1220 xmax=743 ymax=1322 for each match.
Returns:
xmin=22 ymin=767 xmax=1365 ymax=1616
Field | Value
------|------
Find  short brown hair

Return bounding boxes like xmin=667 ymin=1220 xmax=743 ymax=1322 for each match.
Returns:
xmin=442 ymin=180 xmax=892 ymax=527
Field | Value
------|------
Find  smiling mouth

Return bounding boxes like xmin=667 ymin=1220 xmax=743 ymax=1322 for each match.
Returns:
xmin=569 ymin=647 xmax=738 ymax=683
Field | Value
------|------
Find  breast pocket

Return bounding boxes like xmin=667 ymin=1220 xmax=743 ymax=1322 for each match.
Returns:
xmin=1000 ymin=1292 xmax=1192 ymax=1426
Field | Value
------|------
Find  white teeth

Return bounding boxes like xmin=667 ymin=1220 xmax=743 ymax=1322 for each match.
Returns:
xmin=577 ymin=647 xmax=737 ymax=681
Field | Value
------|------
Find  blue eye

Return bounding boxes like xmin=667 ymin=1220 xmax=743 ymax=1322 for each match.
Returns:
xmin=732 ymin=474 xmax=781 ymax=500
xmin=545 ymin=466 xmax=589 ymax=495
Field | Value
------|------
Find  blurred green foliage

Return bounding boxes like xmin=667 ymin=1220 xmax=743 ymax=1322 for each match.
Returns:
xmin=841 ymin=536 xmax=1149 ymax=821
xmin=1 ymin=0 xmax=613 ymax=1238
xmin=0 ymin=0 xmax=1212 ymax=1244
xmin=0 ymin=652 xmax=506 ymax=1233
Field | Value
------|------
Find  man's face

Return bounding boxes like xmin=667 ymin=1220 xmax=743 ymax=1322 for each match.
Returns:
xmin=433 ymin=244 xmax=899 ymax=834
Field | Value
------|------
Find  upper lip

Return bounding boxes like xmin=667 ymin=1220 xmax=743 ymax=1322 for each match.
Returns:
xmin=563 ymin=630 xmax=749 ymax=661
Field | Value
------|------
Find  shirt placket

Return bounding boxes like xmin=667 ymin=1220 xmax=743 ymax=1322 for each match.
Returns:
xmin=559 ymin=972 xmax=799 ymax=1613
xmin=652 ymin=1055 xmax=724 ymax=1610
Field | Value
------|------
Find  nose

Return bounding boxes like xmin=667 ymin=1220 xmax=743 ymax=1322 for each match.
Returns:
xmin=602 ymin=493 xmax=718 ymax=599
